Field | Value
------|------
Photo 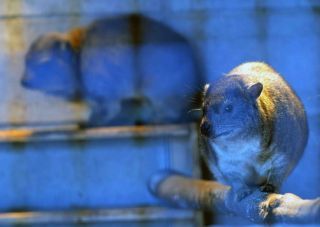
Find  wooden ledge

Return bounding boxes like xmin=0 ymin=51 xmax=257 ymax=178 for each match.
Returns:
xmin=0 ymin=124 xmax=197 ymax=143
xmin=0 ymin=207 xmax=196 ymax=224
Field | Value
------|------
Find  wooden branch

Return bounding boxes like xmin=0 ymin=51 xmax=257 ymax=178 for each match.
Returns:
xmin=149 ymin=171 xmax=320 ymax=224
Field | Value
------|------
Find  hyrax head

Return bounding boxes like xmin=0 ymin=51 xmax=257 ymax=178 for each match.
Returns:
xmin=200 ymin=76 xmax=263 ymax=141
xmin=22 ymin=33 xmax=80 ymax=100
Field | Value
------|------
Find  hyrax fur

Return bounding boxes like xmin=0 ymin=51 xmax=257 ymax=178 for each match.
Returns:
xmin=200 ymin=62 xmax=308 ymax=199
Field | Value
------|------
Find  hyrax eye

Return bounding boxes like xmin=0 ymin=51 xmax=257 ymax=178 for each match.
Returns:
xmin=224 ymin=104 xmax=233 ymax=113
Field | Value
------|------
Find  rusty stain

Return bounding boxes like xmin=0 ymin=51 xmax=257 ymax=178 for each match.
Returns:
xmin=66 ymin=10 xmax=89 ymax=122
xmin=66 ymin=0 xmax=89 ymax=123
xmin=3 ymin=0 xmax=27 ymax=126
xmin=0 ymin=129 xmax=30 ymax=150
xmin=4 ymin=0 xmax=25 ymax=52
xmin=3 ymin=17 xmax=26 ymax=52
xmin=7 ymin=98 xmax=27 ymax=127
xmin=0 ymin=128 xmax=31 ymax=150
xmin=3 ymin=0 xmax=87 ymax=126
xmin=67 ymin=0 xmax=83 ymax=52
xmin=2 ymin=211 xmax=33 ymax=227
xmin=0 ymin=125 xmax=188 ymax=143
xmin=0 ymin=129 xmax=32 ymax=139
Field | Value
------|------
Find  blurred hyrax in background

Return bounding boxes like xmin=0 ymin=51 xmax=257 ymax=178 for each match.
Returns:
xmin=22 ymin=14 xmax=202 ymax=126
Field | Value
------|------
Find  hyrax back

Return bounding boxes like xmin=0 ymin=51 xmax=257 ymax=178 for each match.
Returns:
xmin=81 ymin=15 xmax=200 ymax=125
xmin=200 ymin=62 xmax=308 ymax=196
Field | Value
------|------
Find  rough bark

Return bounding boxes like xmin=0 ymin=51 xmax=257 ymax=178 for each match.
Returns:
xmin=149 ymin=171 xmax=320 ymax=224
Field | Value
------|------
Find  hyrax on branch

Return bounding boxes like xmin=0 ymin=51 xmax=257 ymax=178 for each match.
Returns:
xmin=200 ymin=62 xmax=308 ymax=199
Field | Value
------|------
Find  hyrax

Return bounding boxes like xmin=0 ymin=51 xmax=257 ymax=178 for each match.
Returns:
xmin=21 ymin=14 xmax=200 ymax=126
xmin=200 ymin=62 xmax=308 ymax=199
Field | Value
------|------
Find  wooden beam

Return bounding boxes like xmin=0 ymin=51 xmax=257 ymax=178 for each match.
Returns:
xmin=0 ymin=207 xmax=197 ymax=224
xmin=0 ymin=124 xmax=195 ymax=143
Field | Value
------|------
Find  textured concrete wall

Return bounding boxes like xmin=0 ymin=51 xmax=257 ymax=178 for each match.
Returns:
xmin=0 ymin=0 xmax=319 ymax=224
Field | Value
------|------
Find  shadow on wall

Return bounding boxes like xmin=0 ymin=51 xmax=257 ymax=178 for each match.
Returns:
xmin=21 ymin=14 xmax=204 ymax=127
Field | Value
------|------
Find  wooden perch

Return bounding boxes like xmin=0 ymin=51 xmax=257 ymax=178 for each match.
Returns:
xmin=149 ymin=171 xmax=320 ymax=224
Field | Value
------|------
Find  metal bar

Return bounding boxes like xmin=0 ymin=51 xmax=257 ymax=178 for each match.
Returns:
xmin=0 ymin=207 xmax=195 ymax=224
xmin=0 ymin=124 xmax=194 ymax=143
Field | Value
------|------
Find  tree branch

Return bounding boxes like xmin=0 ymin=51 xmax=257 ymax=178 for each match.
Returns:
xmin=149 ymin=171 xmax=320 ymax=224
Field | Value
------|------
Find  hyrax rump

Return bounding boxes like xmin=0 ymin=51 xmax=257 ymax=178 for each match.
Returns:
xmin=200 ymin=62 xmax=308 ymax=199
xmin=22 ymin=14 xmax=201 ymax=126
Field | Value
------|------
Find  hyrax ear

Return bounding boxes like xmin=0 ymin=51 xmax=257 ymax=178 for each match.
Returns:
xmin=248 ymin=82 xmax=263 ymax=99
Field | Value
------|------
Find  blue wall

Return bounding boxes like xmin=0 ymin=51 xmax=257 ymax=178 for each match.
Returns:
xmin=0 ymin=0 xmax=318 ymax=224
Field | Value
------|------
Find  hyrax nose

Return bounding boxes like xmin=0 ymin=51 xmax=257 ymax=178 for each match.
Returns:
xmin=200 ymin=120 xmax=213 ymax=137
